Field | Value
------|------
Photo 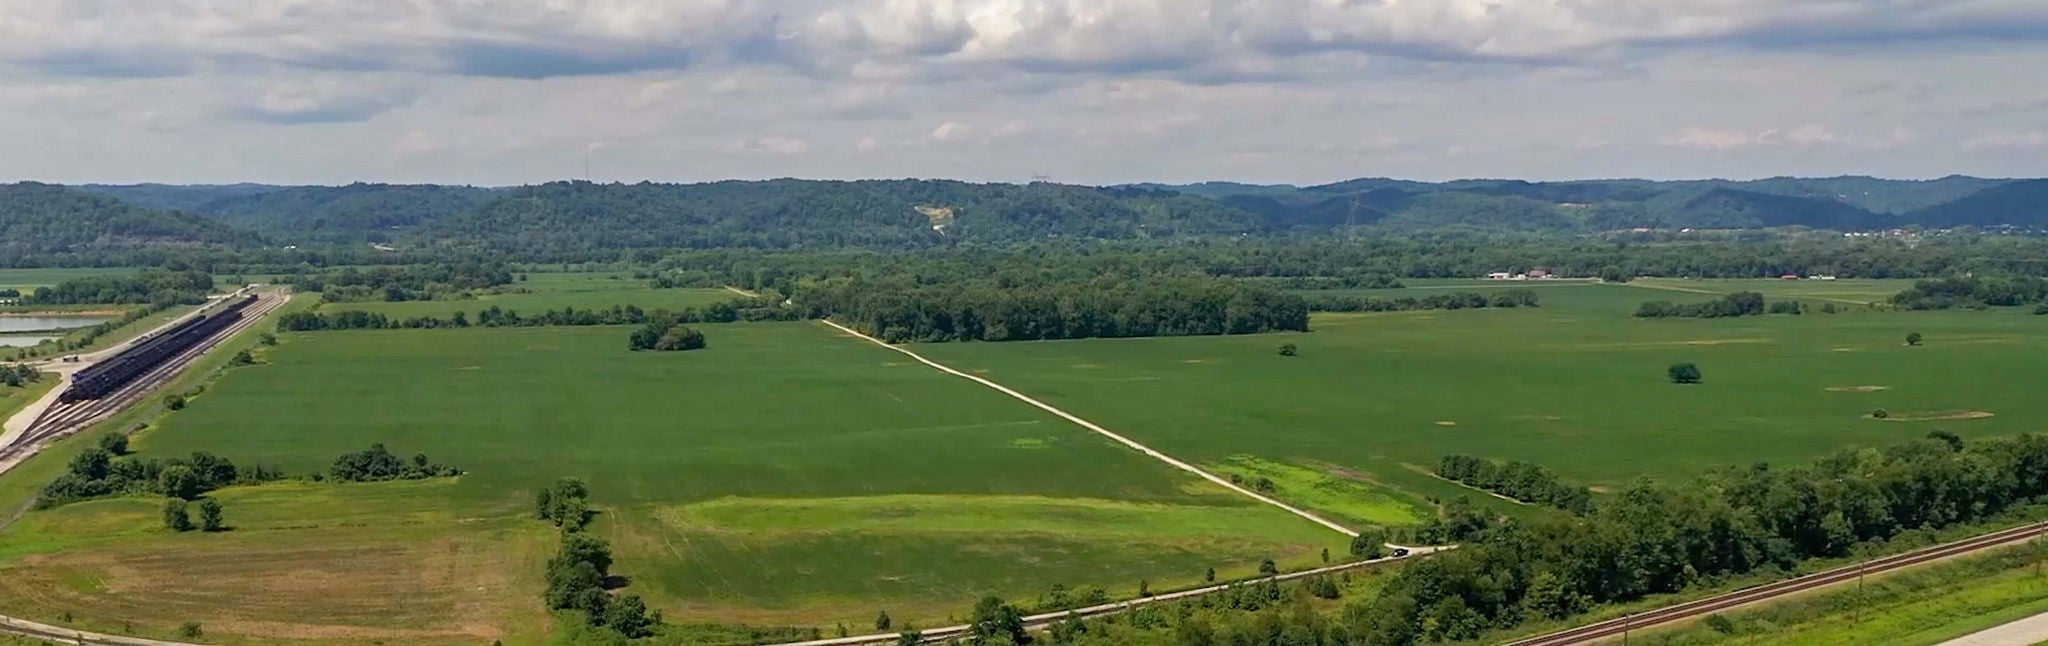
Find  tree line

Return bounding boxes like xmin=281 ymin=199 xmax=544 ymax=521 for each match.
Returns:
xmin=1433 ymin=455 xmax=1593 ymax=514
xmin=537 ymin=478 xmax=663 ymax=639
xmin=39 ymin=434 xmax=282 ymax=508
xmin=283 ymin=262 xmax=514 ymax=303
xmin=1345 ymin=431 xmax=2048 ymax=645
xmin=1305 ymin=290 xmax=1538 ymax=313
xmin=797 ymin=274 xmax=1309 ymax=343
xmin=1891 ymin=276 xmax=2048 ymax=310
xmin=1634 ymin=291 xmax=1770 ymax=318
xmin=275 ymin=298 xmax=795 ymax=333
xmin=19 ymin=269 xmax=213 ymax=306
xmin=40 ymin=438 xmax=454 ymax=508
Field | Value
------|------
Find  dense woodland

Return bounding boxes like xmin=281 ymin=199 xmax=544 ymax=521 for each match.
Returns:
xmin=1891 ymin=276 xmax=2048 ymax=310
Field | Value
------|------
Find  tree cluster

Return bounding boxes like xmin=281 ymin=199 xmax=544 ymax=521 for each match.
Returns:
xmin=20 ymin=269 xmax=213 ymax=306
xmin=533 ymin=477 xmax=594 ymax=531
xmin=0 ymin=363 xmax=41 ymax=388
xmin=1304 ymin=289 xmax=1538 ymax=313
xmin=1891 ymin=276 xmax=2048 ymax=310
xmin=1634 ymin=291 xmax=1771 ymax=318
xmin=627 ymin=323 xmax=706 ymax=352
xmin=161 ymin=497 xmax=224 ymax=532
xmin=1434 ymin=455 xmax=1594 ymax=514
xmin=40 ymin=443 xmax=281 ymax=508
xmin=539 ymin=481 xmax=662 ymax=640
xmin=327 ymin=443 xmax=460 ymax=482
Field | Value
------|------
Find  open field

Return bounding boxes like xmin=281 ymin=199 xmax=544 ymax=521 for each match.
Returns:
xmin=0 ymin=320 xmax=1339 ymax=642
xmin=917 ymin=280 xmax=2048 ymax=522
xmin=319 ymin=272 xmax=739 ymax=318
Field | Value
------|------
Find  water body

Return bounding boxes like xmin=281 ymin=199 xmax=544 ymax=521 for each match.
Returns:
xmin=0 ymin=315 xmax=114 ymax=347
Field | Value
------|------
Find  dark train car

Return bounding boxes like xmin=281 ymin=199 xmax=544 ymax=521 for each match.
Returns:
xmin=58 ymin=295 xmax=258 ymax=403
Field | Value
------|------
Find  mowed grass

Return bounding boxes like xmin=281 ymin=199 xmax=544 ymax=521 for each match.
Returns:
xmin=914 ymin=281 xmax=2048 ymax=522
xmin=0 ymin=321 xmax=1339 ymax=639
xmin=322 ymin=272 xmax=740 ymax=319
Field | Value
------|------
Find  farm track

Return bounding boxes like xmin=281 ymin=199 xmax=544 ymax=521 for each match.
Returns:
xmin=769 ymin=547 xmax=1450 ymax=646
xmin=0 ymin=291 xmax=287 ymax=471
xmin=817 ymin=318 xmax=1362 ymax=538
xmin=1503 ymin=520 xmax=2048 ymax=646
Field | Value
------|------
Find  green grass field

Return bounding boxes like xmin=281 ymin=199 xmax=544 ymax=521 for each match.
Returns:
xmin=0 ymin=276 xmax=2039 ymax=644
xmin=917 ymin=280 xmax=2048 ymax=522
xmin=0 ymin=320 xmax=1339 ymax=643
xmin=318 ymin=272 xmax=740 ymax=319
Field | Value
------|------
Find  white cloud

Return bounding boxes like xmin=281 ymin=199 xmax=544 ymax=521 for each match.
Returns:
xmin=929 ymin=121 xmax=975 ymax=142
xmin=1965 ymin=131 xmax=2048 ymax=149
xmin=1662 ymin=127 xmax=1755 ymax=151
xmin=2 ymin=2 xmax=2047 ymax=184
xmin=733 ymin=135 xmax=812 ymax=155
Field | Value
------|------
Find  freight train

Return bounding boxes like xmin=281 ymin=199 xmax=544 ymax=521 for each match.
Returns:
xmin=57 ymin=295 xmax=258 ymax=403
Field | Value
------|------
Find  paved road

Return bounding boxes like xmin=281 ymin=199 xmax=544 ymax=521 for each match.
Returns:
xmin=1934 ymin=610 xmax=2048 ymax=646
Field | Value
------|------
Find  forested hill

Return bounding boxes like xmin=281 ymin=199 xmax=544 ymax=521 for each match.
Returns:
xmin=84 ymin=183 xmax=499 ymax=244
xmin=1137 ymin=175 xmax=2037 ymax=233
xmin=423 ymin=180 xmax=1259 ymax=253
xmin=0 ymin=183 xmax=254 ymax=257
xmin=26 ymin=175 xmax=2048 ymax=256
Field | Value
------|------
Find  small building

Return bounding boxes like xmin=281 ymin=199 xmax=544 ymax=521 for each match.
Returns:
xmin=1781 ymin=274 xmax=1801 ymax=280
xmin=1528 ymin=269 xmax=1551 ymax=279
xmin=1487 ymin=272 xmax=1514 ymax=280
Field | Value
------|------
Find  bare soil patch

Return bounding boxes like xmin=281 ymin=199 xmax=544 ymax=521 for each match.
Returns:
xmin=1435 ymin=421 xmax=1458 ymax=427
xmin=1826 ymin=385 xmax=1891 ymax=392
xmin=1871 ymin=410 xmax=1996 ymax=422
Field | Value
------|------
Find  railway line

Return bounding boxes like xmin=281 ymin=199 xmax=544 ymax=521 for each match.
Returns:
xmin=0 ymin=290 xmax=287 ymax=467
xmin=1503 ymin=520 xmax=2048 ymax=646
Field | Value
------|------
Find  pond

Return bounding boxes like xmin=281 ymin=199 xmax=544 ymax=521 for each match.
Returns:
xmin=0 ymin=315 xmax=114 ymax=347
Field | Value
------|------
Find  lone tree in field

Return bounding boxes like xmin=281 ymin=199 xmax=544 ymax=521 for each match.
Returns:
xmin=162 ymin=393 xmax=187 ymax=411
xmin=1668 ymin=363 xmax=1702 ymax=385
xmin=1278 ymin=342 xmax=1298 ymax=357
xmin=161 ymin=499 xmax=193 ymax=532
xmin=197 ymin=498 xmax=225 ymax=532
xmin=1906 ymin=332 xmax=1924 ymax=346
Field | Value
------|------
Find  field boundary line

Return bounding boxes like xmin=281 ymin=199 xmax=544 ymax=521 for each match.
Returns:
xmin=1623 ymin=280 xmax=1880 ymax=306
xmin=766 ymin=545 xmax=1445 ymax=646
xmin=817 ymin=319 xmax=1359 ymax=538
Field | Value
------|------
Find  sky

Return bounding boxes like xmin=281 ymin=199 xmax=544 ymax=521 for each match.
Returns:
xmin=2 ymin=1 xmax=2046 ymax=187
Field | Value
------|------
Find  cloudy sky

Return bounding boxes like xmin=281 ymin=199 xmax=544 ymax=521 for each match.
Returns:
xmin=3 ymin=1 xmax=2046 ymax=186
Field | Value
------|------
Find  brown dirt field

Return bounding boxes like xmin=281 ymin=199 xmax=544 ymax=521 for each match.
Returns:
xmin=1827 ymin=385 xmax=1891 ymax=392
xmin=1434 ymin=421 xmax=1458 ymax=427
xmin=0 ymin=528 xmax=533 ymax=644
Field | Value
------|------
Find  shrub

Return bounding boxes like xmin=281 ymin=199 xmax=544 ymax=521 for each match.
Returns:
xmin=1277 ymin=342 xmax=1298 ymax=357
xmin=1668 ymin=362 xmax=1702 ymax=384
xmin=1906 ymin=332 xmax=1924 ymax=346
xmin=1873 ymin=408 xmax=1890 ymax=419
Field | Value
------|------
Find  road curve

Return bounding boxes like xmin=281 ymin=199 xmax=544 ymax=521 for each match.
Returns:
xmin=1504 ymin=520 xmax=2048 ymax=646
xmin=818 ymin=318 xmax=1360 ymax=538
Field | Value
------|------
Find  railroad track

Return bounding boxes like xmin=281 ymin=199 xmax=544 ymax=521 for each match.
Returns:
xmin=1503 ymin=520 xmax=2048 ymax=646
xmin=0 ymin=291 xmax=287 ymax=464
